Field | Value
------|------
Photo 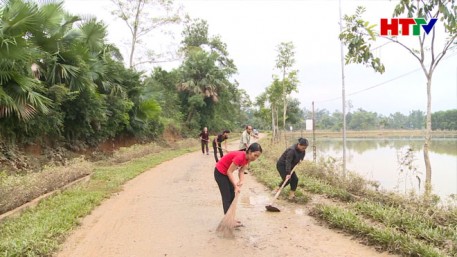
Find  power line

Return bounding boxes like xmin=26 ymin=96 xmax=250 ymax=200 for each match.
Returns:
xmin=316 ymin=52 xmax=457 ymax=104
xmin=371 ymin=41 xmax=392 ymax=51
xmin=347 ymin=68 xmax=420 ymax=97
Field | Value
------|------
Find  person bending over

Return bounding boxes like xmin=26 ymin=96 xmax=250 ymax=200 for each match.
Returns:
xmin=214 ymin=143 xmax=263 ymax=226
xmin=273 ymin=138 xmax=308 ymax=200
xmin=212 ymin=130 xmax=230 ymax=162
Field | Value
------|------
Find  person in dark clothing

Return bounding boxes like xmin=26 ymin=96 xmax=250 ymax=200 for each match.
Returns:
xmin=212 ymin=130 xmax=230 ymax=162
xmin=198 ymin=127 xmax=210 ymax=155
xmin=273 ymin=137 xmax=308 ymax=200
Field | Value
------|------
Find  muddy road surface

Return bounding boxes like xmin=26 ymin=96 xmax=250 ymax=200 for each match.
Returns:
xmin=56 ymin=138 xmax=396 ymax=257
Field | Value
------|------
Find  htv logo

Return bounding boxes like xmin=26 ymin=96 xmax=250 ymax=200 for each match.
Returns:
xmin=380 ymin=18 xmax=437 ymax=36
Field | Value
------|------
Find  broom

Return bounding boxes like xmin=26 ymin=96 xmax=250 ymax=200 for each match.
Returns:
xmin=216 ymin=192 xmax=240 ymax=238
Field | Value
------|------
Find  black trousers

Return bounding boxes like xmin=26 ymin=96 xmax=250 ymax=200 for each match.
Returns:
xmin=276 ymin=163 xmax=298 ymax=191
xmin=212 ymin=141 xmax=224 ymax=162
xmin=201 ymin=140 xmax=209 ymax=154
xmin=214 ymin=168 xmax=235 ymax=214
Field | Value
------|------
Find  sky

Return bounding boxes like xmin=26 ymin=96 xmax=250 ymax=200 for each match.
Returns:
xmin=63 ymin=0 xmax=457 ymax=116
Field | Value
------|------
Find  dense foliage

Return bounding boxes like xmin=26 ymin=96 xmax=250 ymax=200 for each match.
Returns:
xmin=0 ymin=0 xmax=248 ymax=158
xmin=0 ymin=0 xmax=160 ymax=149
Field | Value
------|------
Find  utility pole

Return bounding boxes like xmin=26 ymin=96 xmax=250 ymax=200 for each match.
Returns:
xmin=312 ymin=101 xmax=316 ymax=162
xmin=338 ymin=0 xmax=347 ymax=177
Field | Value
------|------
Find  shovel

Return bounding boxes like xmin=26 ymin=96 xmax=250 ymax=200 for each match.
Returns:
xmin=265 ymin=164 xmax=299 ymax=212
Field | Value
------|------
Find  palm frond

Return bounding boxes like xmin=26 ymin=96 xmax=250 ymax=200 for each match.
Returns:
xmin=104 ymin=43 xmax=124 ymax=61
xmin=0 ymin=74 xmax=51 ymax=120
xmin=58 ymin=63 xmax=79 ymax=80
xmin=78 ymin=18 xmax=107 ymax=51
xmin=0 ymin=37 xmax=32 ymax=62
xmin=1 ymin=0 xmax=41 ymax=36
xmin=0 ymin=62 xmax=14 ymax=84
xmin=139 ymin=98 xmax=161 ymax=120
xmin=37 ymin=0 xmax=64 ymax=28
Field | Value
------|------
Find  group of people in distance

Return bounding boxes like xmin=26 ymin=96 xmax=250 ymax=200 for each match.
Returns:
xmin=198 ymin=127 xmax=230 ymax=162
xmin=199 ymin=125 xmax=309 ymax=228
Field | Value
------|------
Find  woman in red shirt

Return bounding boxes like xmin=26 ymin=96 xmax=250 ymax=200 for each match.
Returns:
xmin=214 ymin=143 xmax=263 ymax=220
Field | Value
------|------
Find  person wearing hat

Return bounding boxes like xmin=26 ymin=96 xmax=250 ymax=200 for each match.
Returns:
xmin=272 ymin=137 xmax=309 ymax=200
xmin=212 ymin=130 xmax=230 ymax=162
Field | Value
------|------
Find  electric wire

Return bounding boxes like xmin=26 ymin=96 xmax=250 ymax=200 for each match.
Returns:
xmin=316 ymin=51 xmax=457 ymax=104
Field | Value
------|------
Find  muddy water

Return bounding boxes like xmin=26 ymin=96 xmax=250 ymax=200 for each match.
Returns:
xmin=310 ymin=138 xmax=457 ymax=200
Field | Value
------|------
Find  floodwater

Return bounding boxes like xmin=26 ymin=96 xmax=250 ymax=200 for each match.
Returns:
xmin=310 ymin=137 xmax=457 ymax=200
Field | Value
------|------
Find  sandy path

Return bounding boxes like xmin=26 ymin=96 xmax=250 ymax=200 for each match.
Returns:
xmin=56 ymin=138 xmax=396 ymax=257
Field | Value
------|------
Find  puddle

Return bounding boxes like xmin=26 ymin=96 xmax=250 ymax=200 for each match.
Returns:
xmin=294 ymin=208 xmax=304 ymax=216
xmin=240 ymin=195 xmax=269 ymax=205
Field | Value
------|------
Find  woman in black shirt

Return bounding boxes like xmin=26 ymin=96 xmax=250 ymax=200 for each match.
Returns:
xmin=273 ymin=138 xmax=308 ymax=200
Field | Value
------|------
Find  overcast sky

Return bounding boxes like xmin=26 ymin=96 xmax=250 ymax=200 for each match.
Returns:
xmin=64 ymin=0 xmax=457 ymax=116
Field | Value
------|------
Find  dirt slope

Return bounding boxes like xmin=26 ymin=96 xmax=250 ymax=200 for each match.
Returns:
xmin=56 ymin=138 xmax=397 ymax=257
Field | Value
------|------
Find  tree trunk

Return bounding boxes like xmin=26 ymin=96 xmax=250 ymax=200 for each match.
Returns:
xmin=275 ymin=106 xmax=280 ymax=142
xmin=282 ymin=69 xmax=286 ymax=131
xmin=424 ymin=78 xmax=433 ymax=196
xmin=129 ymin=0 xmax=143 ymax=69
xmin=283 ymin=95 xmax=288 ymax=148
xmin=129 ymin=36 xmax=136 ymax=69
xmin=186 ymin=107 xmax=195 ymax=126
xmin=271 ymin=105 xmax=276 ymax=143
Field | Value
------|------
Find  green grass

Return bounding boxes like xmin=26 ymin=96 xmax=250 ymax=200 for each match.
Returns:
xmin=0 ymin=146 xmax=195 ymax=257
xmin=0 ymin=189 xmax=104 ymax=256
xmin=298 ymin=175 xmax=354 ymax=202
xmin=250 ymin=157 xmax=311 ymax=204
xmin=353 ymin=201 xmax=457 ymax=256
xmin=312 ymin=204 xmax=447 ymax=257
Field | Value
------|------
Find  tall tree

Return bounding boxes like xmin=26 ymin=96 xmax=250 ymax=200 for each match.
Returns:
xmin=256 ymin=78 xmax=283 ymax=142
xmin=388 ymin=112 xmax=409 ymax=129
xmin=178 ymin=18 xmax=237 ymax=128
xmin=432 ymin=109 xmax=457 ymax=130
xmin=285 ymin=98 xmax=305 ymax=127
xmin=408 ymin=110 xmax=425 ymax=129
xmin=275 ymin=41 xmax=299 ymax=134
xmin=339 ymin=1 xmax=457 ymax=195
xmin=110 ymin=0 xmax=181 ymax=69
xmin=348 ymin=108 xmax=378 ymax=130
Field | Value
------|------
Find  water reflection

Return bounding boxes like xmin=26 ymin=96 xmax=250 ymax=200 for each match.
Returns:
xmin=306 ymin=138 xmax=457 ymax=200
xmin=314 ymin=138 xmax=457 ymax=157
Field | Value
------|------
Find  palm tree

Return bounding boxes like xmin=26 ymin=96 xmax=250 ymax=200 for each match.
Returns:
xmin=178 ymin=49 xmax=228 ymax=124
xmin=0 ymin=0 xmax=53 ymax=120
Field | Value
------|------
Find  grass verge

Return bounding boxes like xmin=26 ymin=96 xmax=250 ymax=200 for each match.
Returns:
xmin=251 ymin=136 xmax=457 ymax=257
xmin=0 ymin=158 xmax=93 ymax=215
xmin=0 ymin=144 xmax=196 ymax=257
xmin=311 ymin=204 xmax=447 ymax=257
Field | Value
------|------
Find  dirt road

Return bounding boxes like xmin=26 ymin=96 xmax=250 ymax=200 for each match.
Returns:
xmin=56 ymin=138 xmax=396 ymax=257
